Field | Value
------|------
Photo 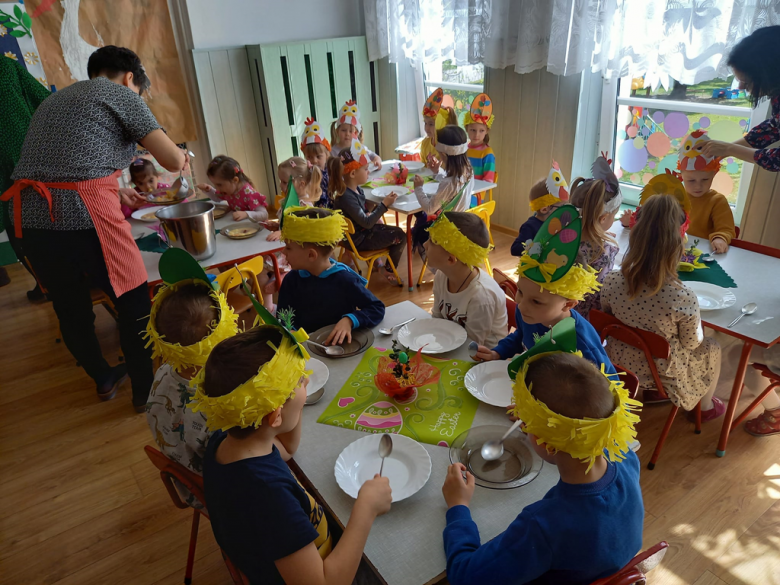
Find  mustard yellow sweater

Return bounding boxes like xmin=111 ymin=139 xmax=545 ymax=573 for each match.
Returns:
xmin=420 ymin=137 xmax=438 ymax=167
xmin=687 ymin=190 xmax=736 ymax=244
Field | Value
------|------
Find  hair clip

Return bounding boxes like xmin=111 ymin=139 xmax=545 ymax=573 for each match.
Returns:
xmin=306 ymin=160 xmax=313 ymax=169
xmin=289 ymin=160 xmax=296 ymax=168
xmin=132 ymin=158 xmax=145 ymax=166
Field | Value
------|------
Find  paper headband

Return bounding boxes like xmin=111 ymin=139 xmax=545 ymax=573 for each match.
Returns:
xmin=435 ymin=142 xmax=468 ymax=156
xmin=677 ymin=130 xmax=722 ymax=172
xmin=337 ymin=100 xmax=362 ymax=133
xmin=427 ymin=213 xmax=492 ymax=268
xmin=300 ymin=118 xmax=331 ymax=152
xmin=463 ymin=93 xmax=494 ymax=129
xmin=281 ymin=206 xmax=348 ymax=247
xmin=530 ymin=161 xmax=570 ymax=212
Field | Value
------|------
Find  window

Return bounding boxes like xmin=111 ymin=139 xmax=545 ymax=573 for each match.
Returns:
xmin=422 ymin=59 xmax=484 ymax=125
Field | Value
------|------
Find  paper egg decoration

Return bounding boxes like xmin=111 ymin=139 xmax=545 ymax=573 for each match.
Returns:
xmin=548 ymin=217 xmax=562 ymax=235
xmin=355 ymin=401 xmax=403 ymax=434
xmin=559 ymin=228 xmax=578 ymax=244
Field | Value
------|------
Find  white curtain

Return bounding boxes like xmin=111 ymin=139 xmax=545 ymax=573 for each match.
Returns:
xmin=365 ymin=0 xmax=780 ymax=87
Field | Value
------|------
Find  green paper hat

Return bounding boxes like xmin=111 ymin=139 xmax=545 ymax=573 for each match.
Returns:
xmin=279 ymin=179 xmax=301 ymax=229
xmin=440 ymin=180 xmax=469 ymax=214
xmin=158 ymin=248 xmax=216 ymax=290
xmin=522 ymin=204 xmax=582 ymax=284
xmin=507 ymin=317 xmax=577 ymax=380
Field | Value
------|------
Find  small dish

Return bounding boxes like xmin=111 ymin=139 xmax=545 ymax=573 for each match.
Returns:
xmin=686 ymin=281 xmax=737 ymax=311
xmin=371 ymin=185 xmax=412 ymax=198
xmin=335 ymin=433 xmax=432 ymax=502
xmin=403 ymin=161 xmax=424 ymax=172
xmin=397 ymin=319 xmax=467 ymax=354
xmin=131 ymin=206 xmax=164 ymax=222
xmin=464 ymin=361 xmax=514 ymax=408
xmin=222 ymin=223 xmax=260 ymax=239
xmin=213 ymin=207 xmax=228 ymax=219
xmin=305 ymin=358 xmax=329 ymax=405
xmin=307 ymin=326 xmax=374 ymax=359
xmin=145 ymin=188 xmax=188 ymax=206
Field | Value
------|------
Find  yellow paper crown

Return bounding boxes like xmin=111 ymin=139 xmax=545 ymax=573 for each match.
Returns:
xmin=512 ymin=351 xmax=642 ymax=472
xmin=427 ymin=213 xmax=492 ymax=268
xmin=281 ymin=206 xmax=348 ymax=247
xmin=188 ymin=327 xmax=311 ymax=432
xmin=144 ymin=280 xmax=239 ymax=373
xmin=516 ymin=255 xmax=600 ymax=301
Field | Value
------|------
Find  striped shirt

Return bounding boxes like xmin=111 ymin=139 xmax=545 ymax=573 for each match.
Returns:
xmin=467 ymin=143 xmax=496 ymax=183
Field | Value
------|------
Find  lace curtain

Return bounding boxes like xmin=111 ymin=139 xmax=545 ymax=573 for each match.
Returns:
xmin=365 ymin=0 xmax=780 ymax=87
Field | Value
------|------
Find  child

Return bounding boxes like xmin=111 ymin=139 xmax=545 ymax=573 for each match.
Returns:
xmin=677 ymin=130 xmax=736 ymax=253
xmin=568 ymin=153 xmax=623 ymax=318
xmin=475 ymin=204 xmax=616 ymax=375
xmin=442 ymin=351 xmax=643 ymax=585
xmin=420 ymin=88 xmax=458 ymax=169
xmin=464 ymin=93 xmax=496 ymax=188
xmin=329 ymin=139 xmax=406 ymax=283
xmin=143 ymin=248 xmax=239 ymax=503
xmin=510 ymin=161 xmax=570 ymax=256
xmin=620 ymin=170 xmax=692 ymax=239
xmin=194 ymin=321 xmax=392 ymax=585
xmin=425 ymin=211 xmax=507 ymax=347
xmin=121 ymin=158 xmax=170 ymax=218
xmin=266 ymin=157 xmax=324 ymax=243
xmin=276 ymin=206 xmax=386 ymax=345
xmin=601 ymin=194 xmax=723 ymax=417
xmin=196 ymin=155 xmax=268 ymax=223
xmin=330 ymin=99 xmax=382 ymax=168
xmin=300 ymin=118 xmax=332 ymax=208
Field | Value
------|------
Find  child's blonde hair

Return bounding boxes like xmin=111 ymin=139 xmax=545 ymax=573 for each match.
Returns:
xmin=621 ymin=196 xmax=685 ymax=298
xmin=330 ymin=122 xmax=362 ymax=146
xmin=569 ymin=178 xmax=618 ymax=261
xmin=278 ymin=156 xmax=323 ymax=202
xmin=302 ymin=142 xmax=329 ymax=160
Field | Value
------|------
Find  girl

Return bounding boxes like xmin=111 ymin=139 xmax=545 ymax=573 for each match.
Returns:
xmin=121 ymin=158 xmax=170 ymax=218
xmin=329 ymin=139 xmax=406 ymax=283
xmin=300 ymin=118 xmax=332 ymax=208
xmin=266 ymin=157 xmax=323 ymax=242
xmin=464 ymin=93 xmax=496 ymax=183
xmin=330 ymin=100 xmax=382 ymax=168
xmin=568 ymin=154 xmax=622 ymax=318
xmin=600 ymin=195 xmax=724 ymax=421
xmin=196 ymin=156 xmax=268 ymax=223
xmin=420 ymin=88 xmax=458 ymax=169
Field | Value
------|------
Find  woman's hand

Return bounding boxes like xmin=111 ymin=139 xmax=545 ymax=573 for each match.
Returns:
xmin=701 ymin=140 xmax=734 ymax=159
xmin=232 ymin=211 xmax=248 ymax=221
xmin=119 ymin=188 xmax=147 ymax=209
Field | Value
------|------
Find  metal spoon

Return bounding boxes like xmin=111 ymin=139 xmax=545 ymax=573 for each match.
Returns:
xmin=480 ymin=419 xmax=523 ymax=461
xmin=379 ymin=317 xmax=415 ymax=335
xmin=378 ymin=434 xmax=393 ymax=476
xmin=306 ymin=340 xmax=346 ymax=356
xmin=728 ymin=302 xmax=757 ymax=328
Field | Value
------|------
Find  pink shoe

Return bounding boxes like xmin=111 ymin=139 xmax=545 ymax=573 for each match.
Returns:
xmin=686 ymin=397 xmax=726 ymax=423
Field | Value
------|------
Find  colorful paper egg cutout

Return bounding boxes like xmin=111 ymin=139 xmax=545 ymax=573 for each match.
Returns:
xmin=558 ymin=228 xmax=578 ymax=244
xmin=355 ymin=401 xmax=403 ymax=434
xmin=548 ymin=217 xmax=562 ymax=235
xmin=560 ymin=210 xmax=572 ymax=225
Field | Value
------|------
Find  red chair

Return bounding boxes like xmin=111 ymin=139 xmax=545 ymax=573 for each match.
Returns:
xmin=615 ymin=365 xmax=640 ymax=400
xmin=144 ymin=446 xmax=248 ymax=585
xmin=590 ymin=541 xmax=668 ymax=585
xmin=492 ymin=268 xmax=518 ymax=331
xmin=589 ymin=310 xmax=702 ymax=470
xmin=730 ymin=363 xmax=780 ymax=431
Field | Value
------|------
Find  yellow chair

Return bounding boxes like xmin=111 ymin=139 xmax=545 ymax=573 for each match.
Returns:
xmin=215 ymin=257 xmax=267 ymax=327
xmin=476 ymin=171 xmax=497 ymax=206
xmin=338 ymin=218 xmax=403 ymax=288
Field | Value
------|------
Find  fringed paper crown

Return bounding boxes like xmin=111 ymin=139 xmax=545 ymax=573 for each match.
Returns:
xmin=144 ymin=248 xmax=239 ymax=373
xmin=279 ymin=180 xmax=347 ymax=246
xmin=530 ymin=160 xmax=570 ymax=212
xmin=337 ymin=100 xmax=362 ymax=133
xmin=300 ymin=118 xmax=331 ymax=152
xmin=463 ymin=93 xmax=495 ymax=129
xmin=427 ymin=212 xmax=493 ymax=268
xmin=516 ymin=204 xmax=600 ymax=301
xmin=677 ymin=130 xmax=722 ymax=172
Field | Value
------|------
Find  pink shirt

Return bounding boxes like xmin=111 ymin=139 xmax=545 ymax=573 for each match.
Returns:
xmin=217 ymin=183 xmax=267 ymax=211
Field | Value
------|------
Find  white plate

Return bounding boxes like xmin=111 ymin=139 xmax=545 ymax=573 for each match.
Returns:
xmin=334 ymin=434 xmax=432 ymax=502
xmin=397 ymin=319 xmax=467 ymax=354
xmin=306 ymin=358 xmax=329 ymax=394
xmin=131 ymin=206 xmax=164 ymax=222
xmin=421 ymin=182 xmax=440 ymax=195
xmin=371 ymin=185 xmax=412 ymax=198
xmin=403 ymin=161 xmax=425 ymax=171
xmin=686 ymin=282 xmax=737 ymax=311
xmin=464 ymin=361 xmax=514 ymax=407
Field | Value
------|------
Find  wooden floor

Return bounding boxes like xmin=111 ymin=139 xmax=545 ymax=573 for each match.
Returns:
xmin=1 ymin=226 xmax=778 ymax=585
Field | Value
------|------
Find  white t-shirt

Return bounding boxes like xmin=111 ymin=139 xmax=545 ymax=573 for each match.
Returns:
xmin=432 ymin=268 xmax=508 ymax=347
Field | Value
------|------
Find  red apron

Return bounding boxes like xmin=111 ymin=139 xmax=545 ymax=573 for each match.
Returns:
xmin=1 ymin=170 xmax=148 ymax=297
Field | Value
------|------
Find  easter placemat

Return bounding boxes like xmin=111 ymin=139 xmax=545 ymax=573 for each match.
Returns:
xmin=678 ymin=258 xmax=737 ymax=289
xmin=316 ymin=347 xmax=479 ymax=448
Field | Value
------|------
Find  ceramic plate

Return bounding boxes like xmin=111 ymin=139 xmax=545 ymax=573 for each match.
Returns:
xmin=145 ymin=188 xmax=188 ymax=206
xmin=687 ymin=282 xmax=737 ymax=311
xmin=403 ymin=161 xmax=425 ymax=171
xmin=397 ymin=319 xmax=467 ymax=354
xmin=307 ymin=326 xmax=374 ymax=359
xmin=213 ymin=207 xmax=228 ymax=219
xmin=131 ymin=206 xmax=164 ymax=222
xmin=335 ymin=434 xmax=432 ymax=502
xmin=421 ymin=182 xmax=440 ymax=195
xmin=305 ymin=358 xmax=329 ymax=405
xmin=222 ymin=223 xmax=260 ymax=239
xmin=449 ymin=425 xmax=543 ymax=490
xmin=371 ymin=185 xmax=412 ymax=198
xmin=464 ymin=361 xmax=514 ymax=407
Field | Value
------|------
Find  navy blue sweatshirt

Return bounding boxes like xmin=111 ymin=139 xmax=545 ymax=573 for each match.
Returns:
xmin=511 ymin=215 xmax=544 ymax=257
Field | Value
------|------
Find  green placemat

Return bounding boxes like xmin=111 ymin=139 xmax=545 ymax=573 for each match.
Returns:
xmin=364 ymin=175 xmax=434 ymax=190
xmin=678 ymin=257 xmax=737 ymax=288
xmin=317 ymin=347 xmax=479 ymax=447
xmin=135 ymin=230 xmax=221 ymax=254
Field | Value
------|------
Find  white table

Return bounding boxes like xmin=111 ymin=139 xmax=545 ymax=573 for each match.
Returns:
xmin=365 ymin=161 xmax=497 ymax=291
xmin=293 ymin=301 xmax=558 ymax=585
xmin=612 ymin=223 xmax=780 ymax=455
xmin=128 ymin=213 xmax=284 ymax=286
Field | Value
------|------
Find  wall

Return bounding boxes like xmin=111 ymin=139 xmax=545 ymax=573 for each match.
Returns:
xmin=186 ymin=0 xmax=365 ymax=50
xmin=741 ymin=166 xmax=780 ymax=248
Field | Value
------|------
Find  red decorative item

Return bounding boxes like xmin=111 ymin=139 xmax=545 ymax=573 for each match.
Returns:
xmin=374 ymin=347 xmax=441 ymax=403
xmin=383 ymin=162 xmax=409 ymax=186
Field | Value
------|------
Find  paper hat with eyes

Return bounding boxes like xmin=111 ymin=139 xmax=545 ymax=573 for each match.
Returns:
xmin=189 ymin=268 xmax=312 ymax=432
xmin=516 ymin=204 xmax=600 ymax=301
xmin=338 ymin=138 xmax=371 ymax=175
xmin=463 ymin=93 xmax=495 ymax=129
xmin=144 ymin=248 xmax=239 ymax=373
xmin=570 ymin=152 xmax=623 ymax=215
xmin=300 ymin=118 xmax=331 ymax=151
xmin=677 ymin=130 xmax=722 ymax=172
xmin=280 ymin=179 xmax=348 ymax=247
xmin=337 ymin=100 xmax=362 ymax=133
xmin=530 ymin=161 xmax=570 ymax=212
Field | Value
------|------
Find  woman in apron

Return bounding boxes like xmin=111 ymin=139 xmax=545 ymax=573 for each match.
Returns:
xmin=2 ymin=46 xmax=187 ymax=412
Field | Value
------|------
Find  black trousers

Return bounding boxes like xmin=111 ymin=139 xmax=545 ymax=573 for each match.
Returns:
xmin=1 ymin=201 xmax=39 ymax=286
xmin=353 ymin=224 xmax=407 ymax=269
xmin=22 ymin=228 xmax=153 ymax=406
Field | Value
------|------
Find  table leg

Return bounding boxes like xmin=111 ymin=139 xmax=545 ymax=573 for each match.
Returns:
xmin=716 ymin=341 xmax=753 ymax=457
xmin=266 ymin=252 xmax=282 ymax=292
xmin=406 ymin=213 xmax=414 ymax=292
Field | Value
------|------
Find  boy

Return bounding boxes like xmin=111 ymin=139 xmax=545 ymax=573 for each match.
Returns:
xmin=476 ymin=204 xmax=616 ymax=374
xmin=511 ymin=162 xmax=570 ymax=256
xmin=300 ymin=118 xmax=332 ymax=208
xmin=194 ymin=322 xmax=392 ymax=585
xmin=143 ymin=248 xmax=239 ymax=504
xmin=425 ymin=211 xmax=507 ymax=347
xmin=276 ymin=207 xmax=385 ymax=346
xmin=441 ymin=351 xmax=644 ymax=585
xmin=677 ymin=130 xmax=736 ymax=253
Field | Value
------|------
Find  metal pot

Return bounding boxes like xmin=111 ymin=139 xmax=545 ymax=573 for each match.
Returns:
xmin=155 ymin=201 xmax=216 ymax=260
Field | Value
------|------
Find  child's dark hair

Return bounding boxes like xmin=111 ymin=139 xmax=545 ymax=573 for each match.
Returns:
xmin=443 ymin=211 xmax=490 ymax=249
xmin=202 ymin=326 xmax=284 ymax=439
xmin=437 ymin=125 xmax=473 ymax=183
xmin=525 ymin=353 xmax=615 ymax=420
xmin=528 ymin=178 xmax=549 ymax=208
xmin=288 ymin=208 xmax=339 ymax=254
xmin=727 ymin=26 xmax=780 ymax=108
xmin=155 ymin=283 xmax=218 ymax=347
xmin=327 ymin=150 xmax=366 ymax=199
xmin=87 ymin=46 xmax=150 ymax=95
xmin=207 ymin=155 xmax=254 ymax=188
xmin=128 ymin=158 xmax=158 ymax=183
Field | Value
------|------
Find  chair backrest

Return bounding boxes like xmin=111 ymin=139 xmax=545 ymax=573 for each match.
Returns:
xmin=215 ymin=257 xmax=265 ymax=305
xmin=468 ymin=200 xmax=496 ymax=246
xmin=614 ymin=365 xmax=640 ymax=400
xmin=589 ymin=541 xmax=668 ymax=585
xmin=492 ymin=268 xmax=517 ymax=297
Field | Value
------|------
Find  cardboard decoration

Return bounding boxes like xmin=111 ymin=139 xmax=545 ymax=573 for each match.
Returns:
xmin=464 ymin=92 xmax=494 ymax=128
xmin=507 ymin=317 xmax=577 ymax=380
xmin=545 ymin=160 xmax=570 ymax=202
xmin=300 ymin=118 xmax=330 ymax=151
xmin=522 ymin=204 xmax=582 ymax=284
xmin=677 ymin=130 xmax=722 ymax=172
xmin=337 ymin=99 xmax=362 ymax=132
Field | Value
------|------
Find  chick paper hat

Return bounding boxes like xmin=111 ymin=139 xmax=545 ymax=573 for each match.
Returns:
xmin=338 ymin=138 xmax=371 ymax=175
xmin=677 ymin=130 xmax=722 ymax=172
xmin=463 ymin=93 xmax=495 ymax=129
xmin=337 ymin=99 xmax=362 ymax=133
xmin=530 ymin=160 xmax=570 ymax=212
xmin=639 ymin=169 xmax=691 ymax=213
xmin=300 ymin=118 xmax=331 ymax=152
xmin=144 ymin=248 xmax=239 ymax=373
xmin=516 ymin=204 xmax=600 ymax=301
xmin=280 ymin=178 xmax=347 ymax=247
xmin=427 ymin=212 xmax=493 ymax=268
